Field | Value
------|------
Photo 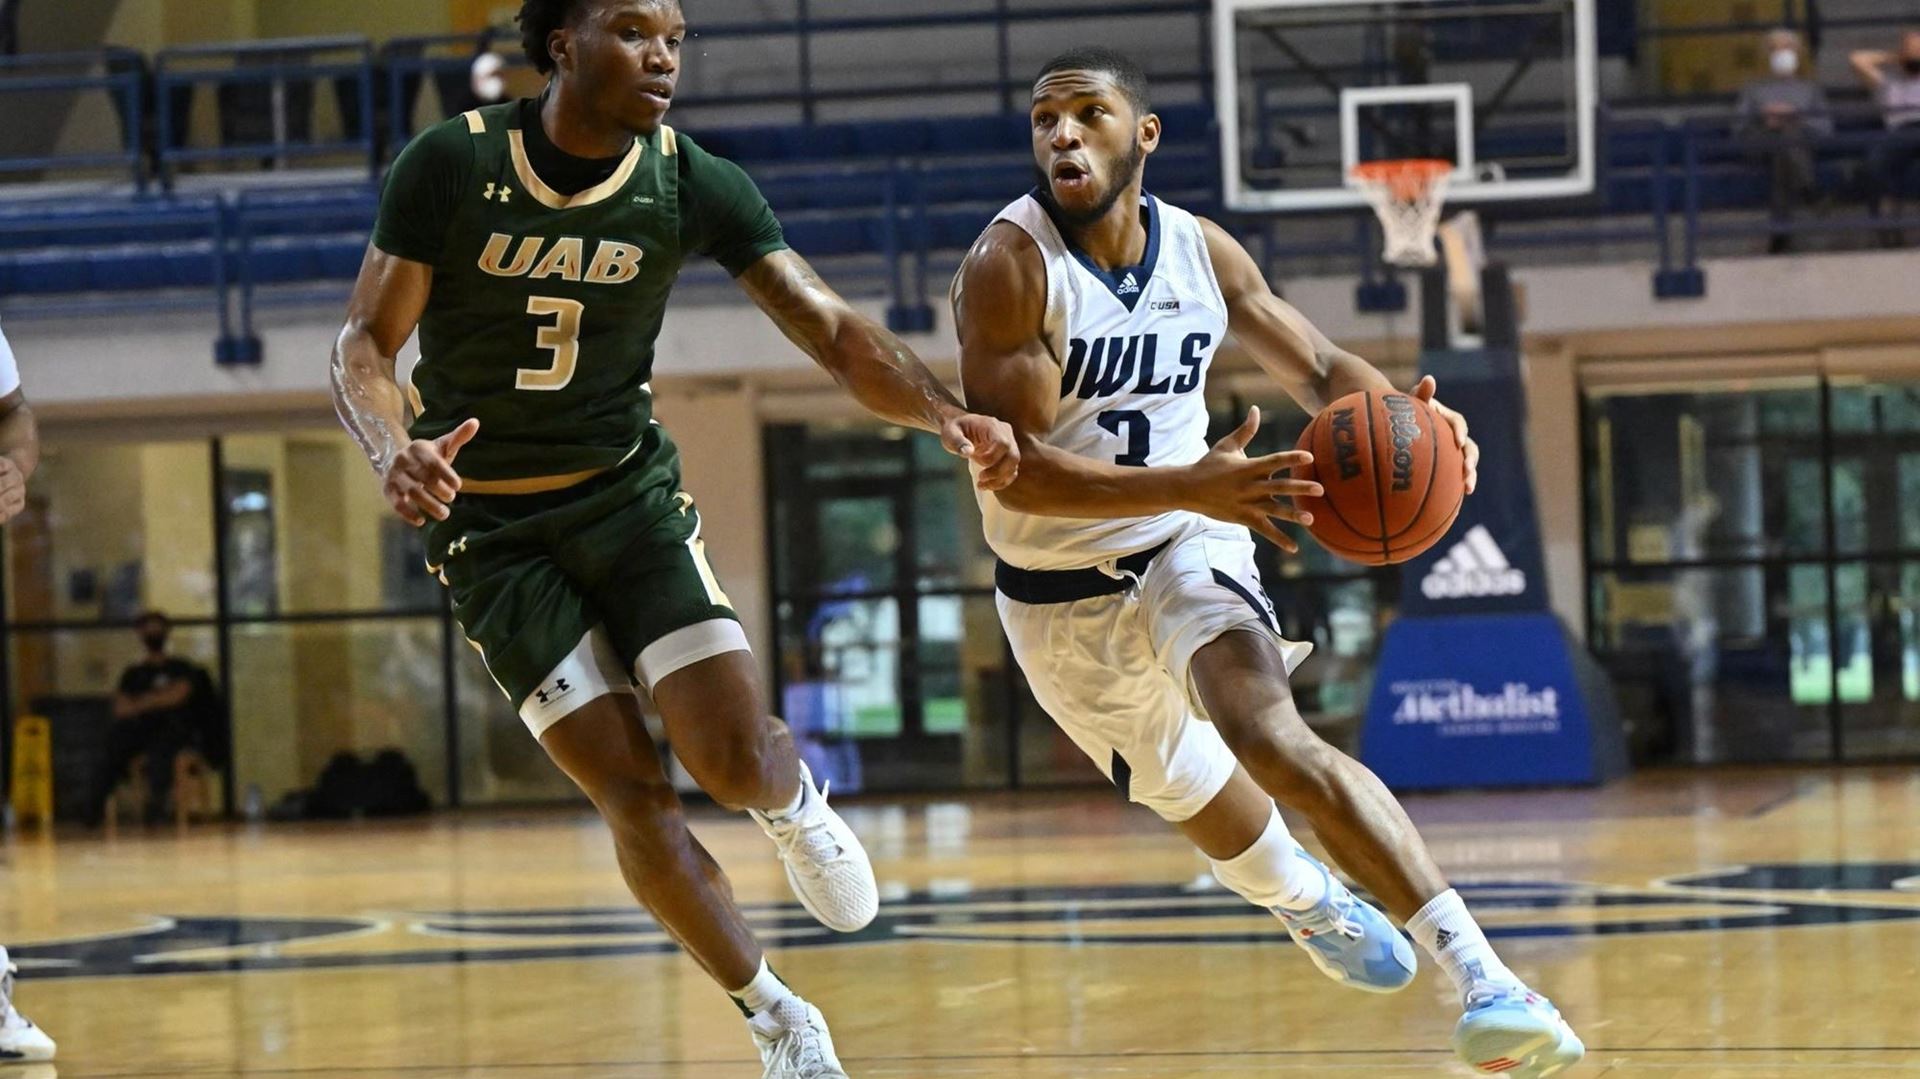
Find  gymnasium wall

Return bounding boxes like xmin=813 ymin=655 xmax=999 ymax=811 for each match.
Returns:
xmin=11 ymin=248 xmax=1920 ymax=679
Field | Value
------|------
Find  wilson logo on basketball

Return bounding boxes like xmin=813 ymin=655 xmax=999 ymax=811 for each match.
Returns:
xmin=1382 ymin=394 xmax=1421 ymax=492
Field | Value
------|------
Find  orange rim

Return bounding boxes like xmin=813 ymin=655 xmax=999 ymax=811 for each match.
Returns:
xmin=1351 ymin=158 xmax=1453 ymax=201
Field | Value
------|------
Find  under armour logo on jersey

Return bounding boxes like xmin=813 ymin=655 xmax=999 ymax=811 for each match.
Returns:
xmin=482 ymin=182 xmax=513 ymax=204
xmin=534 ymin=678 xmax=574 ymax=706
xmin=1116 ymin=272 xmax=1141 ymax=296
xmin=446 ymin=536 xmax=470 ymax=559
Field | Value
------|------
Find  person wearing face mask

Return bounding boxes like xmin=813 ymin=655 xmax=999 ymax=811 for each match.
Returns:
xmin=1851 ymin=30 xmax=1920 ymax=232
xmin=1736 ymin=29 xmax=1833 ymax=253
xmin=100 ymin=611 xmax=223 ymax=826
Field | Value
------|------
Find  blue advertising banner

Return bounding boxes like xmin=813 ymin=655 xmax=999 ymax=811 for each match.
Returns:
xmin=1398 ymin=348 xmax=1548 ymax=618
xmin=1362 ymin=612 xmax=1602 ymax=789
xmin=1360 ymin=343 xmax=1625 ymax=789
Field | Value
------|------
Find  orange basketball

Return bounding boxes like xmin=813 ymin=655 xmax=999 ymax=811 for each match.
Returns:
xmin=1291 ymin=390 xmax=1465 ymax=566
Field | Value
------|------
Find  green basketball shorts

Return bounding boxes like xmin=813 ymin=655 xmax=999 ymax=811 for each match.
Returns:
xmin=424 ymin=454 xmax=745 ymax=737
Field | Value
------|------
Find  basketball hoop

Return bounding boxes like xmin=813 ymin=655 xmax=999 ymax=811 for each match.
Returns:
xmin=1351 ymin=159 xmax=1454 ymax=268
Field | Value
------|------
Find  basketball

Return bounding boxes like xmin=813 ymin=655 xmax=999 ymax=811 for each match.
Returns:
xmin=1292 ymin=390 xmax=1465 ymax=566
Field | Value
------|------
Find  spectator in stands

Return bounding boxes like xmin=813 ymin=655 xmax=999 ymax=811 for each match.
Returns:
xmin=1852 ymin=30 xmax=1920 ymax=229
xmin=102 ymin=611 xmax=223 ymax=824
xmin=1737 ymin=29 xmax=1833 ymax=253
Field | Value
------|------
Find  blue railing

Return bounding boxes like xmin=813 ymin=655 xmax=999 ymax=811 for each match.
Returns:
xmin=0 ymin=3 xmax=1908 ymax=188
xmin=0 ymin=48 xmax=144 ymax=186
xmin=153 ymin=35 xmax=378 ymax=186
xmin=0 ymin=3 xmax=1917 ymax=350
xmin=3 ymin=105 xmax=1919 ymax=354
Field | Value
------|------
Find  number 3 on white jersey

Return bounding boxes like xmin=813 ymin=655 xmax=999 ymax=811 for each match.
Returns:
xmin=518 ymin=296 xmax=583 ymax=391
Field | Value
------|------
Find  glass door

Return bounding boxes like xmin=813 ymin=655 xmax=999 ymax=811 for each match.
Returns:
xmin=1833 ymin=382 xmax=1920 ymax=759
xmin=763 ymin=424 xmax=1087 ymax=793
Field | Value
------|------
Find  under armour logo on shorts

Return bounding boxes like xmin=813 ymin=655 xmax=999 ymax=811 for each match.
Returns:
xmin=535 ymin=678 xmax=574 ymax=706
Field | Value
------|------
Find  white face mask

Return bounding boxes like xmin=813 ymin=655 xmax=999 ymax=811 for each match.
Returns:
xmin=1771 ymin=48 xmax=1800 ymax=77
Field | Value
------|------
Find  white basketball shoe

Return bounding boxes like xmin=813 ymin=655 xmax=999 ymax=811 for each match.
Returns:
xmin=0 ymin=948 xmax=56 ymax=1063
xmin=749 ymin=761 xmax=879 ymax=932
xmin=749 ymin=1001 xmax=850 ymax=1078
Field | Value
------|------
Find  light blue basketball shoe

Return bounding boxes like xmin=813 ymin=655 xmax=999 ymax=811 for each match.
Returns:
xmin=1452 ymin=984 xmax=1585 ymax=1076
xmin=1272 ymin=850 xmax=1417 ymax=993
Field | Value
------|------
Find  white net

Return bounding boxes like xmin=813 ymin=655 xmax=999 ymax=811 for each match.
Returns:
xmin=1353 ymin=160 xmax=1452 ymax=268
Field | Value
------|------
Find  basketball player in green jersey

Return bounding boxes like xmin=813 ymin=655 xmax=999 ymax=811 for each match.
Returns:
xmin=330 ymin=3 xmax=1015 ymax=1075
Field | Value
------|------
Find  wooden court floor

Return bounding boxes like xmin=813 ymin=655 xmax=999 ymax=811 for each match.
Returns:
xmin=5 ymin=768 xmax=1920 ymax=1077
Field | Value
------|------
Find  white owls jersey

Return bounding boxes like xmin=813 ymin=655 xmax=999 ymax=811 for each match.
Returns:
xmin=0 ymin=321 xmax=18 ymax=397
xmin=961 ymin=192 xmax=1227 ymax=571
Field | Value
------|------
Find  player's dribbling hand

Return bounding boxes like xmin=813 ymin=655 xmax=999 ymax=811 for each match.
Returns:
xmin=942 ymin=411 xmax=1021 ymax=491
xmin=383 ymin=417 xmax=480 ymax=527
xmin=0 ymin=456 xmax=26 ymax=524
xmin=1413 ymin=375 xmax=1480 ymax=494
xmin=1182 ymin=406 xmax=1321 ymax=554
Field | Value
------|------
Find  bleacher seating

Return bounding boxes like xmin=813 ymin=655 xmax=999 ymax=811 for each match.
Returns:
xmin=1 ymin=11 xmax=1918 ymax=335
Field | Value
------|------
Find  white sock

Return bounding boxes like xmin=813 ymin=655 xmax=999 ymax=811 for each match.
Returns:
xmin=1207 ymin=805 xmax=1329 ymax=912
xmin=1407 ymin=889 xmax=1521 ymax=1003
xmin=760 ymin=765 xmax=810 ymax=822
xmin=730 ymin=960 xmax=808 ymax=1026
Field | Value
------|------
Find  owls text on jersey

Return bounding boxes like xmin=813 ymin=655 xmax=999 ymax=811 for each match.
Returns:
xmin=963 ymin=192 xmax=1228 ymax=572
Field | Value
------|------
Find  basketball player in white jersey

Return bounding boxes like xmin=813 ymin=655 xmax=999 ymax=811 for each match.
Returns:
xmin=0 ymin=322 xmax=54 ymax=1065
xmin=952 ymin=49 xmax=1583 ymax=1078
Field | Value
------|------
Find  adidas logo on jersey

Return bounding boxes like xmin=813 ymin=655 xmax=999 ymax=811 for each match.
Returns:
xmin=1420 ymin=525 xmax=1527 ymax=600
xmin=1116 ymin=272 xmax=1141 ymax=296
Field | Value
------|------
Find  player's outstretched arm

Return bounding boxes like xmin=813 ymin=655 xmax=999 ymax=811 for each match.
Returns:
xmin=1198 ymin=218 xmax=1479 ymax=493
xmin=330 ymin=248 xmax=479 ymax=527
xmin=954 ymin=222 xmax=1319 ymax=550
xmin=736 ymin=248 xmax=1018 ymax=491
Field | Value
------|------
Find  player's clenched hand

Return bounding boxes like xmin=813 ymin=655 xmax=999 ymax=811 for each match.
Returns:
xmin=383 ymin=417 xmax=479 ymax=527
xmin=1180 ymin=407 xmax=1321 ymax=554
xmin=0 ymin=457 xmax=26 ymax=524
xmin=941 ymin=411 xmax=1021 ymax=491
xmin=1414 ymin=376 xmax=1479 ymax=494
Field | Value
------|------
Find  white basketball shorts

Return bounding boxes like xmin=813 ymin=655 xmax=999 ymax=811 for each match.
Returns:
xmin=995 ymin=522 xmax=1313 ymax=823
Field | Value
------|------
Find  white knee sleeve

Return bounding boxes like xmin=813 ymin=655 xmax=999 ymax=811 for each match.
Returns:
xmin=1207 ymin=804 xmax=1326 ymax=911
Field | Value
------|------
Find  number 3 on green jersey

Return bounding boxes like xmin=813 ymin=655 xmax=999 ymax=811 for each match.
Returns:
xmin=518 ymin=297 xmax=584 ymax=391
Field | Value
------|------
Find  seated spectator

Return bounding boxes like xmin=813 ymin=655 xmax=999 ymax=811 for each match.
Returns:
xmin=1851 ymin=30 xmax=1920 ymax=226
xmin=1736 ymin=29 xmax=1833 ymax=253
xmin=102 ymin=611 xmax=224 ymax=824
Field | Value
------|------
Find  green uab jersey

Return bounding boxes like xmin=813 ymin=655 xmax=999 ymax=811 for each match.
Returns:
xmin=371 ymin=102 xmax=786 ymax=490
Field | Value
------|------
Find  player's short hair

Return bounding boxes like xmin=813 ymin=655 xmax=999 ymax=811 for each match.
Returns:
xmin=519 ymin=0 xmax=614 ymax=75
xmin=1034 ymin=47 xmax=1151 ymax=115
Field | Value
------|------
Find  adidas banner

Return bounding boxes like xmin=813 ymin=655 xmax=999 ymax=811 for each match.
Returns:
xmin=1399 ymin=349 xmax=1549 ymax=617
xmin=1360 ymin=345 xmax=1626 ymax=790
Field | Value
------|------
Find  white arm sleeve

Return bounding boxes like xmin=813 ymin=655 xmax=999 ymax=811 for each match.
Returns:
xmin=0 ymin=325 xmax=19 ymax=397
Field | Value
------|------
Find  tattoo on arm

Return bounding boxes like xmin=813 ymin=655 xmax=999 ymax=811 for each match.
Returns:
xmin=330 ymin=247 xmax=431 ymax=477
xmin=330 ymin=352 xmax=410 ymax=475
